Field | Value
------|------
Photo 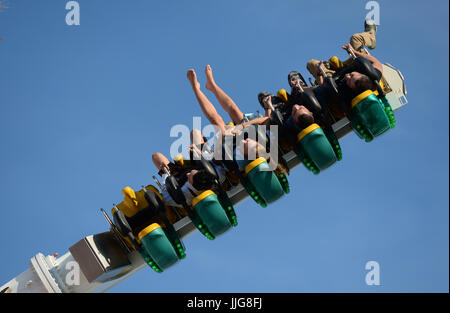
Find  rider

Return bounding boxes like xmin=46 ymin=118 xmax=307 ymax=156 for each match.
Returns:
xmin=333 ymin=44 xmax=383 ymax=105
xmin=152 ymin=152 xmax=222 ymax=208
xmin=303 ymin=43 xmax=384 ymax=119
xmin=187 ymin=65 xmax=260 ymax=139
xmin=186 ymin=65 xmax=270 ymax=161
xmin=350 ymin=18 xmax=378 ymax=52
xmin=256 ymin=92 xmax=317 ymax=150
xmin=307 ymin=18 xmax=378 ymax=85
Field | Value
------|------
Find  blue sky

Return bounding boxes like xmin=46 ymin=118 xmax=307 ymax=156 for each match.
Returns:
xmin=0 ymin=0 xmax=448 ymax=292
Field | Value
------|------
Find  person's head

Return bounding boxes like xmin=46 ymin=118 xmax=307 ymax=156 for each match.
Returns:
xmin=291 ymin=104 xmax=315 ymax=130
xmin=345 ymin=72 xmax=376 ymax=94
xmin=288 ymin=71 xmax=305 ymax=88
xmin=258 ymin=91 xmax=272 ymax=110
xmin=187 ymin=169 xmax=216 ymax=191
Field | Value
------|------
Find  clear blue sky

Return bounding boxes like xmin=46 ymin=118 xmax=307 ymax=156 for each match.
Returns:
xmin=0 ymin=0 xmax=448 ymax=292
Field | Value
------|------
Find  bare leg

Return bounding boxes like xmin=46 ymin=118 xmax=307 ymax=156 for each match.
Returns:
xmin=152 ymin=152 xmax=171 ymax=171
xmin=205 ymin=65 xmax=244 ymax=125
xmin=189 ymin=129 xmax=205 ymax=160
xmin=187 ymin=69 xmax=226 ymax=135
xmin=190 ymin=129 xmax=205 ymax=147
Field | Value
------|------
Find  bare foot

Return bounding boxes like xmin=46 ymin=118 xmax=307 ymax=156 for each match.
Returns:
xmin=205 ymin=65 xmax=217 ymax=91
xmin=187 ymin=69 xmax=200 ymax=90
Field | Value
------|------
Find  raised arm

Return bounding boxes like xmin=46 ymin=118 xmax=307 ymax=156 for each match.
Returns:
xmin=343 ymin=43 xmax=383 ymax=74
xmin=225 ymin=116 xmax=271 ymax=137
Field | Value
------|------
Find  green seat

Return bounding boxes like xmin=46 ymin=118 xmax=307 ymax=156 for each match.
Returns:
xmin=295 ymin=124 xmax=337 ymax=174
xmin=380 ymin=95 xmax=396 ymax=128
xmin=192 ymin=191 xmax=232 ymax=238
xmin=244 ymin=158 xmax=285 ymax=204
xmin=350 ymin=91 xmax=392 ymax=142
xmin=241 ymin=179 xmax=268 ymax=208
xmin=138 ymin=224 xmax=180 ymax=272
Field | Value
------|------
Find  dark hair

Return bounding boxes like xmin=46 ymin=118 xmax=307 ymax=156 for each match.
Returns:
xmin=258 ymin=91 xmax=272 ymax=109
xmin=288 ymin=71 xmax=300 ymax=81
xmin=294 ymin=112 xmax=315 ymax=131
xmin=353 ymin=74 xmax=377 ymax=95
xmin=192 ymin=169 xmax=216 ymax=191
xmin=288 ymin=71 xmax=306 ymax=87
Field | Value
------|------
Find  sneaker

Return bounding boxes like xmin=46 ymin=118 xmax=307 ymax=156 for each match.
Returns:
xmin=364 ymin=18 xmax=378 ymax=33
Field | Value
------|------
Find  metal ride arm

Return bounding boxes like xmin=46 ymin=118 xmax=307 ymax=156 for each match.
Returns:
xmin=0 ymin=65 xmax=407 ymax=293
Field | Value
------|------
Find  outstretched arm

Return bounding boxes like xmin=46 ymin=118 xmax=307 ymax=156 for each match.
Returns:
xmin=315 ymin=61 xmax=326 ymax=85
xmin=241 ymin=116 xmax=271 ymax=129
xmin=239 ymin=116 xmax=270 ymax=131
xmin=342 ymin=43 xmax=383 ymax=74
xmin=262 ymin=95 xmax=273 ymax=117
xmin=223 ymin=116 xmax=271 ymax=137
